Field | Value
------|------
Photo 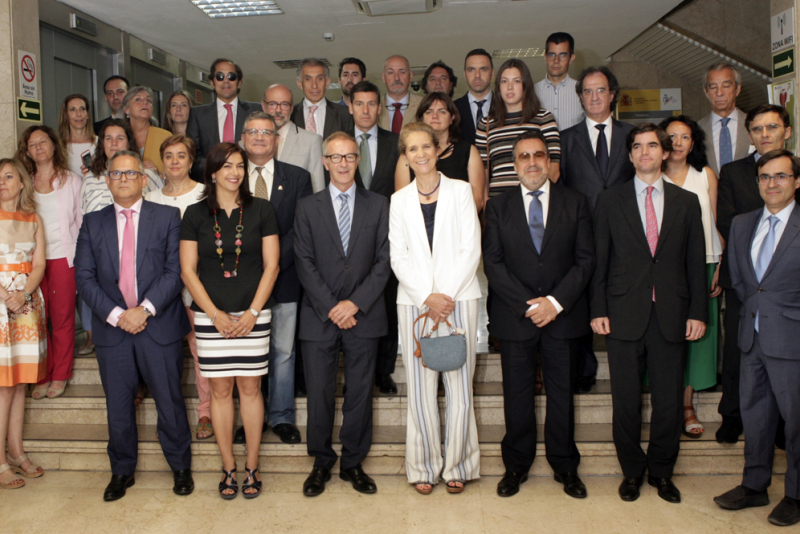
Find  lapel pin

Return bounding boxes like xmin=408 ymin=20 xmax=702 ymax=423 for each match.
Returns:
xmin=278 ymin=185 xmax=283 ymax=190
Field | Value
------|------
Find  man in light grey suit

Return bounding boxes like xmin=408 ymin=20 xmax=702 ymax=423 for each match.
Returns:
xmin=263 ymin=83 xmax=325 ymax=192
xmin=698 ymin=63 xmax=752 ymax=175
xmin=714 ymin=149 xmax=800 ymax=527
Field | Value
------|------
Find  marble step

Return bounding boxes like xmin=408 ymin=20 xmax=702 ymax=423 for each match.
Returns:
xmin=21 ymin=422 xmax=784 ymax=477
xmin=24 ymin=381 xmax=722 ymax=427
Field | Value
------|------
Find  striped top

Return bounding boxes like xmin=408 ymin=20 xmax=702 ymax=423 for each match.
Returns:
xmin=79 ymin=168 xmax=163 ymax=214
xmin=534 ymin=75 xmax=584 ymax=131
xmin=475 ymin=110 xmax=560 ymax=195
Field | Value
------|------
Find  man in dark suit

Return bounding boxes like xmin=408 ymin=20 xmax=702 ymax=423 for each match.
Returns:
xmin=714 ymin=149 xmax=800 ymax=527
xmin=559 ymin=65 xmax=635 ymax=393
xmin=483 ymin=131 xmax=594 ymax=499
xmin=454 ymin=49 xmax=493 ymax=145
xmin=186 ymin=58 xmax=256 ymax=181
xmin=291 ymin=58 xmax=354 ymax=140
xmin=293 ymin=132 xmax=391 ymax=497
xmin=715 ymin=104 xmax=793 ymax=444
xmin=74 ymin=151 xmax=193 ymax=501
xmin=94 ymin=75 xmax=129 ymax=133
xmin=422 ymin=60 xmax=457 ymax=97
xmin=591 ymin=123 xmax=707 ymax=504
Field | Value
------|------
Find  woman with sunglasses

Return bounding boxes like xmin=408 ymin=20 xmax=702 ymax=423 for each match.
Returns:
xmin=122 ymin=86 xmax=172 ymax=176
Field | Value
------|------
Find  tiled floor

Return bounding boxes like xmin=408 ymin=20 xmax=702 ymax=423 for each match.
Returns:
xmin=0 ymin=471 xmax=782 ymax=533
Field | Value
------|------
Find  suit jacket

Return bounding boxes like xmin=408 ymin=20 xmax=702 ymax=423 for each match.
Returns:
xmin=294 ymin=185 xmax=391 ymax=341
xmin=186 ymin=99 xmax=257 ymax=181
xmin=94 ymin=117 xmax=112 ymax=135
xmin=331 ymin=127 xmax=398 ymax=201
xmin=591 ymin=179 xmax=708 ymax=343
xmin=389 ymin=175 xmax=482 ymax=308
xmin=270 ymin=159 xmax=314 ymax=304
xmin=378 ymin=92 xmax=423 ymax=132
xmin=728 ymin=204 xmax=800 ymax=359
xmin=454 ymin=94 xmax=492 ymax=145
xmin=74 ymin=200 xmax=190 ymax=347
xmin=290 ymin=98 xmax=354 ymax=140
xmin=483 ymin=183 xmax=595 ymax=341
xmin=559 ymin=118 xmax=635 ymax=209
xmin=698 ymin=108 xmax=752 ymax=176
xmin=277 ymin=122 xmax=325 ymax=193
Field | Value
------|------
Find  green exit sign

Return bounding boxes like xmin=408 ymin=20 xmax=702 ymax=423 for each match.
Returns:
xmin=773 ymin=48 xmax=795 ymax=78
xmin=17 ymin=97 xmax=41 ymax=122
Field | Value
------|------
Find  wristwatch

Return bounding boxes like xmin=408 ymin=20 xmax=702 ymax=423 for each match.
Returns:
xmin=249 ymin=308 xmax=259 ymax=317
xmin=23 ymin=290 xmax=32 ymax=303
xmin=142 ymin=306 xmax=153 ymax=317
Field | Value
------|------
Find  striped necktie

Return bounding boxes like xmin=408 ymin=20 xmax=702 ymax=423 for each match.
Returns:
xmin=338 ymin=193 xmax=351 ymax=255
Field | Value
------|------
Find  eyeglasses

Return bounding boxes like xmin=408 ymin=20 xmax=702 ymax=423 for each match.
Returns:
xmin=582 ymin=88 xmax=608 ymax=97
xmin=545 ymin=52 xmax=571 ymax=61
xmin=263 ymin=101 xmax=292 ymax=110
xmin=324 ymin=153 xmax=358 ymax=163
xmin=749 ymin=124 xmax=783 ymax=135
xmin=244 ymin=128 xmax=277 ymax=137
xmin=107 ymin=170 xmax=141 ymax=180
xmin=757 ymin=173 xmax=794 ymax=184
xmin=213 ymin=72 xmax=239 ymax=82
xmin=516 ymin=151 xmax=548 ymax=161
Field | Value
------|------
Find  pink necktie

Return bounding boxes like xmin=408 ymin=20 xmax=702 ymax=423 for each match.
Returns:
xmin=222 ymin=103 xmax=234 ymax=143
xmin=645 ymin=186 xmax=658 ymax=301
xmin=119 ymin=209 xmax=138 ymax=309
xmin=306 ymin=105 xmax=318 ymax=134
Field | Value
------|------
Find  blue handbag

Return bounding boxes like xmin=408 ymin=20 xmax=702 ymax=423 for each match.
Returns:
xmin=413 ymin=312 xmax=467 ymax=372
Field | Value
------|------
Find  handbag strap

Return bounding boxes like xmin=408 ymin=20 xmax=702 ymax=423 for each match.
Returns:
xmin=412 ymin=312 xmax=454 ymax=358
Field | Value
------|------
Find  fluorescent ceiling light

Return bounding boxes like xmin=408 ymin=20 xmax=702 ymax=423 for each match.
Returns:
xmin=192 ymin=1 xmax=284 ymax=18
xmin=492 ymin=48 xmax=545 ymax=58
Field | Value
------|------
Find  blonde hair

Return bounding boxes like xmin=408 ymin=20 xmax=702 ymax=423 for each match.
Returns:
xmin=398 ymin=121 xmax=440 ymax=154
xmin=0 ymin=158 xmax=37 ymax=214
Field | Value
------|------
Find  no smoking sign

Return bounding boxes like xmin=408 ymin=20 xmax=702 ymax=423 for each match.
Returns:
xmin=18 ymin=50 xmax=38 ymax=100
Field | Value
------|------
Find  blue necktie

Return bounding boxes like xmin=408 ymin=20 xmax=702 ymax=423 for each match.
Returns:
xmin=754 ymin=215 xmax=779 ymax=331
xmin=719 ymin=117 xmax=733 ymax=168
xmin=595 ymin=124 xmax=609 ymax=177
xmin=528 ymin=190 xmax=545 ymax=253
xmin=338 ymin=193 xmax=351 ymax=255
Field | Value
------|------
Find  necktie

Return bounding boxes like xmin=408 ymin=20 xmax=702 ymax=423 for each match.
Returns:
xmin=119 ymin=209 xmax=138 ymax=309
xmin=306 ymin=105 xmax=318 ymax=134
xmin=475 ymin=100 xmax=486 ymax=125
xmin=391 ymin=103 xmax=404 ymax=134
xmin=338 ymin=193 xmax=351 ymax=255
xmin=528 ymin=190 xmax=545 ymax=253
xmin=719 ymin=117 xmax=733 ymax=168
xmin=254 ymin=166 xmax=268 ymax=200
xmin=358 ymin=133 xmax=372 ymax=189
xmin=595 ymin=124 xmax=609 ymax=177
xmin=222 ymin=103 xmax=234 ymax=143
xmin=645 ymin=186 xmax=658 ymax=301
xmin=754 ymin=216 xmax=779 ymax=332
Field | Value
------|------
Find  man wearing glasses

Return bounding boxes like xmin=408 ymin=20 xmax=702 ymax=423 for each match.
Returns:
xmin=186 ymin=58 xmax=258 ymax=181
xmin=293 ymin=132 xmax=390 ymax=497
xmin=534 ymin=32 xmax=584 ymax=131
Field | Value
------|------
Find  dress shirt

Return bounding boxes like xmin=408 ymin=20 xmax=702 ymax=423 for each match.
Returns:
xmin=355 ymin=124 xmax=378 ymax=174
xmin=216 ymin=97 xmax=239 ymax=141
xmin=535 ymin=75 xmax=584 ymax=130
xmin=106 ymin=197 xmax=156 ymax=326
xmin=467 ymin=91 xmax=492 ymax=127
xmin=329 ymin=181 xmax=356 ymax=223
xmin=633 ymin=175 xmax=665 ymax=235
xmin=586 ymin=115 xmax=613 ymax=157
xmin=247 ymin=159 xmax=275 ymax=199
xmin=750 ymin=200 xmax=795 ymax=269
xmin=386 ymin=93 xmax=410 ymax=125
xmin=711 ymin=111 xmax=738 ymax=169
xmin=303 ymin=98 xmax=327 ymax=133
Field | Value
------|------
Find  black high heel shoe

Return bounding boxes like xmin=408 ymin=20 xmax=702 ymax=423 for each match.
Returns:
xmin=219 ymin=467 xmax=238 ymax=500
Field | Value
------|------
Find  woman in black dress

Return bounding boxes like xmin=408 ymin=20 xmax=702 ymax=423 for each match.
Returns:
xmin=180 ymin=143 xmax=279 ymax=499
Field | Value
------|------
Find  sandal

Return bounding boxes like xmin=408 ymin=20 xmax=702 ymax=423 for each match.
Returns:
xmin=0 ymin=464 xmax=25 ymax=489
xmin=446 ymin=480 xmax=465 ymax=494
xmin=8 ymin=453 xmax=44 ymax=478
xmin=242 ymin=465 xmax=262 ymax=499
xmin=414 ymin=482 xmax=433 ymax=495
xmin=31 ymin=382 xmax=50 ymax=400
xmin=134 ymin=384 xmax=147 ymax=407
xmin=78 ymin=342 xmax=95 ymax=355
xmin=196 ymin=417 xmax=214 ymax=440
xmin=683 ymin=405 xmax=704 ymax=438
xmin=46 ymin=381 xmax=67 ymax=399
xmin=219 ymin=467 xmax=238 ymax=500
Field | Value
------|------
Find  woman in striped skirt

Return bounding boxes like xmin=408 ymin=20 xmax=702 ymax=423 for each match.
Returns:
xmin=180 ymin=143 xmax=280 ymax=499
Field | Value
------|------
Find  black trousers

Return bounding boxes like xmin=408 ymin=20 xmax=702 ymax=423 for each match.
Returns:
xmin=719 ymin=288 xmax=742 ymax=419
xmin=375 ymin=273 xmax=398 ymax=376
xmin=500 ymin=333 xmax=580 ymax=475
xmin=606 ymin=308 xmax=685 ymax=479
xmin=302 ymin=333 xmax=378 ymax=471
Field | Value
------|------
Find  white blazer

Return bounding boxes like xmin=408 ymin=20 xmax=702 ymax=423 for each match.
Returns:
xmin=389 ymin=173 xmax=482 ymax=308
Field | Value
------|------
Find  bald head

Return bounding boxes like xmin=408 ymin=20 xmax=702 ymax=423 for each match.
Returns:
xmin=262 ymin=83 xmax=294 ymax=128
xmin=382 ymin=55 xmax=412 ymax=100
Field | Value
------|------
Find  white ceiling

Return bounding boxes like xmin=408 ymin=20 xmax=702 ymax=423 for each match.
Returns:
xmin=57 ymin=0 xmax=684 ymax=102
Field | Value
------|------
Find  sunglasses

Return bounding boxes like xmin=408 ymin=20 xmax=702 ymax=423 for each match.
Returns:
xmin=213 ymin=72 xmax=239 ymax=82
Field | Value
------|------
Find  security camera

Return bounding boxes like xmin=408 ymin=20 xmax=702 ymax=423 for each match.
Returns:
xmin=323 ymin=33 xmax=335 ymax=42
xmin=410 ymin=80 xmax=421 ymax=92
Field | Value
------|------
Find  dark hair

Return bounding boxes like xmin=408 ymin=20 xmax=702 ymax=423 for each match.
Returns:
xmin=159 ymin=134 xmax=196 ymax=163
xmin=16 ymin=125 xmax=71 ymax=187
xmin=575 ymin=66 xmax=621 ymax=112
xmin=416 ymin=91 xmax=461 ymax=142
xmin=756 ymin=148 xmax=800 ymax=178
xmin=163 ymin=90 xmax=195 ymax=133
xmin=91 ymin=118 xmax=138 ymax=176
xmin=745 ymin=104 xmax=792 ymax=130
xmin=511 ymin=130 xmax=550 ymax=159
xmin=488 ymin=59 xmax=540 ymax=125
xmin=201 ymin=142 xmax=252 ymax=213
xmin=659 ymin=115 xmax=709 ymax=172
xmin=58 ymin=94 xmax=95 ymax=145
xmin=422 ymin=60 xmax=457 ymax=96
xmin=210 ymin=58 xmax=243 ymax=95
xmin=103 ymin=75 xmax=130 ymax=93
xmin=349 ymin=80 xmax=381 ymax=102
xmin=464 ymin=48 xmax=493 ymax=70
xmin=626 ymin=123 xmax=673 ymax=171
xmin=545 ymin=32 xmax=575 ymax=54
xmin=338 ymin=57 xmax=366 ymax=78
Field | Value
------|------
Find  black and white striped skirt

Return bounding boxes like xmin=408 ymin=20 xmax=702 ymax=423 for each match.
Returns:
xmin=194 ymin=309 xmax=271 ymax=378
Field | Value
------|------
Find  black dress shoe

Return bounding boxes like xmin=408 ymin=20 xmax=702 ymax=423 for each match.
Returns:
xmin=233 ymin=425 xmax=246 ymax=444
xmin=769 ymin=497 xmax=800 ymax=526
xmin=375 ymin=373 xmax=398 ymax=394
xmin=713 ymin=485 xmax=770 ymax=510
xmin=577 ymin=376 xmax=596 ymax=394
xmin=103 ymin=474 xmax=135 ymax=502
xmin=554 ymin=472 xmax=587 ymax=499
xmin=648 ymin=476 xmax=681 ymax=503
xmin=618 ymin=476 xmax=643 ymax=502
xmin=303 ymin=466 xmax=331 ymax=497
xmin=340 ymin=465 xmax=377 ymax=494
xmin=173 ymin=469 xmax=194 ymax=496
xmin=272 ymin=423 xmax=301 ymax=444
xmin=497 ymin=472 xmax=528 ymax=497
xmin=295 ymin=384 xmax=307 ymax=397
xmin=715 ymin=416 xmax=744 ymax=444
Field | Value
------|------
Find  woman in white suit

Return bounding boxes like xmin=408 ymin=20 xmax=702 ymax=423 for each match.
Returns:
xmin=389 ymin=122 xmax=482 ymax=495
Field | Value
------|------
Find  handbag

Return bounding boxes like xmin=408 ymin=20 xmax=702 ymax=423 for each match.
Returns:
xmin=412 ymin=312 xmax=467 ymax=372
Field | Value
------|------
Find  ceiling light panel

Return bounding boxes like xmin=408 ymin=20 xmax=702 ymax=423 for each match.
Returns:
xmin=192 ymin=1 xmax=284 ymax=18
xmin=492 ymin=48 xmax=545 ymax=58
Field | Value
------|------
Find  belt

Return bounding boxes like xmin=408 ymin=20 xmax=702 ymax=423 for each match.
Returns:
xmin=0 ymin=262 xmax=32 ymax=274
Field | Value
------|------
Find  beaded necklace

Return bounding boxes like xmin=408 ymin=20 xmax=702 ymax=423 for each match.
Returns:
xmin=213 ymin=206 xmax=244 ymax=278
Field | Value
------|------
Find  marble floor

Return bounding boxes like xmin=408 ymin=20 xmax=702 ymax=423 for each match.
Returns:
xmin=0 ymin=472 xmax=783 ymax=533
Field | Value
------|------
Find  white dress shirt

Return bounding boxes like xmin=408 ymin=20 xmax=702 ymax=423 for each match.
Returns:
xmin=586 ymin=115 xmax=613 ymax=157
xmin=711 ymin=111 xmax=738 ymax=168
xmin=634 ymin=175 xmax=665 ymax=235
xmin=751 ymin=200 xmax=795 ymax=269
xmin=303 ymin=98 xmax=327 ymax=134
xmin=467 ymin=91 xmax=492 ymax=127
xmin=330 ymin=181 xmax=356 ymax=222
xmin=216 ymin=97 xmax=239 ymax=141
xmin=386 ymin=93 xmax=410 ymax=125
xmin=535 ymin=75 xmax=584 ymax=130
xmin=355 ymin=124 xmax=378 ymax=174
xmin=520 ymin=179 xmax=563 ymax=314
xmin=247 ymin=159 xmax=275 ymax=199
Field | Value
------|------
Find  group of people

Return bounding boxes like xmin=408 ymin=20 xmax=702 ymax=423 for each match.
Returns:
xmin=0 ymin=30 xmax=797 ymax=527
